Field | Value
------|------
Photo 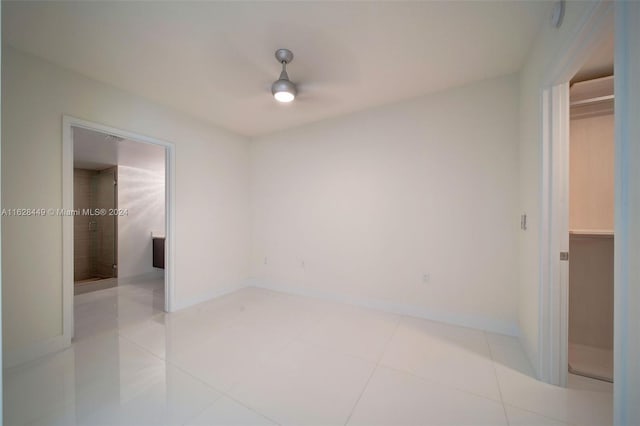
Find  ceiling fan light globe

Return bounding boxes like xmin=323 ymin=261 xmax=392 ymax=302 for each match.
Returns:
xmin=274 ymin=91 xmax=295 ymax=102
xmin=272 ymin=78 xmax=297 ymax=102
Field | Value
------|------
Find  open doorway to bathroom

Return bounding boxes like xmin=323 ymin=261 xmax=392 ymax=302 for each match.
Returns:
xmin=67 ymin=120 xmax=173 ymax=340
xmin=73 ymin=127 xmax=167 ymax=294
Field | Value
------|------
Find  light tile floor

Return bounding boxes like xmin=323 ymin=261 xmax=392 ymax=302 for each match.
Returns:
xmin=4 ymin=277 xmax=613 ymax=425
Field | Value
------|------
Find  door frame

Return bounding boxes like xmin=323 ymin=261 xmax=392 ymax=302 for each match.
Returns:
xmin=538 ymin=1 xmax=614 ymax=386
xmin=62 ymin=116 xmax=176 ymax=341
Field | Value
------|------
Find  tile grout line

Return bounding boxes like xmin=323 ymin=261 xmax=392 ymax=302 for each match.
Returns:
xmin=343 ymin=316 xmax=403 ymax=426
xmin=116 ymin=286 xmax=328 ymax=426
xmin=117 ymin=324 xmax=284 ymax=426
xmin=118 ymin=332 xmax=283 ymax=426
xmin=33 ymin=283 xmax=166 ymax=425
xmin=210 ymin=393 xmax=283 ymax=426
xmin=373 ymin=318 xmax=507 ymax=404
xmin=483 ymin=331 xmax=511 ymax=426
xmin=481 ymin=334 xmax=581 ymax=426
xmin=179 ymin=398 xmax=225 ymax=426
xmin=179 ymin=392 xmax=282 ymax=426
xmin=74 ymin=282 xmax=282 ymax=426
xmin=379 ymin=363 xmax=505 ymax=405
xmin=502 ymin=403 xmax=579 ymax=426
xmin=343 ymin=364 xmax=379 ymax=426
xmin=375 ymin=316 xmax=404 ymax=365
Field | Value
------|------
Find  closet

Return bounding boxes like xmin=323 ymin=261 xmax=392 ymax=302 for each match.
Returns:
xmin=568 ymin=76 xmax=614 ymax=382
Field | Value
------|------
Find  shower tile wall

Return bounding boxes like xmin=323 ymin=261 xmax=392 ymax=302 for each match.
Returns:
xmin=74 ymin=169 xmax=97 ymax=281
xmin=74 ymin=167 xmax=117 ymax=282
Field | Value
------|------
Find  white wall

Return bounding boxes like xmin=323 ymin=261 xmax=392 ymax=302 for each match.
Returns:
xmin=517 ymin=0 xmax=603 ymax=375
xmin=250 ymin=74 xmax=520 ymax=334
xmin=117 ymin=162 xmax=165 ymax=279
xmin=1 ymin=47 xmax=251 ymax=365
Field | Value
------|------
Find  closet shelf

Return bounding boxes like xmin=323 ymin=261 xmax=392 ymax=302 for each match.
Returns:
xmin=569 ymin=229 xmax=614 ymax=236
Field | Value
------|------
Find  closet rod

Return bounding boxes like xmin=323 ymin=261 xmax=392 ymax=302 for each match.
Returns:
xmin=570 ymin=94 xmax=614 ymax=107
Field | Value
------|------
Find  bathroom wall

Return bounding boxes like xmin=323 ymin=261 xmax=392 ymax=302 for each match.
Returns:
xmin=117 ymin=160 xmax=165 ymax=280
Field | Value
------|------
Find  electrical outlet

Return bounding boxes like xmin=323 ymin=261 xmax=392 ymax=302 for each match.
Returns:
xmin=422 ymin=273 xmax=430 ymax=284
xmin=264 ymin=257 xmax=268 ymax=265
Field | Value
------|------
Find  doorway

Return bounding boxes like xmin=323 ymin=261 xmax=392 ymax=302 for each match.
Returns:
xmin=568 ymin=75 xmax=614 ymax=382
xmin=62 ymin=116 xmax=176 ymax=341
xmin=538 ymin=2 xmax=614 ymax=387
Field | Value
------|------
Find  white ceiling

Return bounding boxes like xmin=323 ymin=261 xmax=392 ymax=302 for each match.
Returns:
xmin=73 ymin=127 xmax=165 ymax=172
xmin=5 ymin=1 xmax=550 ymax=137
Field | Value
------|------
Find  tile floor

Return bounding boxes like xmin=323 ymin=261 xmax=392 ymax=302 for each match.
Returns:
xmin=4 ymin=277 xmax=613 ymax=425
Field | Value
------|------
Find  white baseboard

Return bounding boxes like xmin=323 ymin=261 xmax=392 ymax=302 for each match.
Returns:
xmin=3 ymin=334 xmax=71 ymax=370
xmin=247 ymin=278 xmax=520 ymax=337
xmin=171 ymin=281 xmax=246 ymax=312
